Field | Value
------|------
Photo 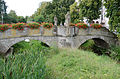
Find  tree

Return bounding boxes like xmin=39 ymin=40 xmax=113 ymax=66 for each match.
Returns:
xmin=104 ymin=0 xmax=120 ymax=32
xmin=78 ymin=0 xmax=102 ymax=23
xmin=17 ymin=16 xmax=26 ymax=23
xmin=70 ymin=2 xmax=83 ymax=23
xmin=44 ymin=0 xmax=75 ymax=24
xmin=8 ymin=10 xmax=18 ymax=23
xmin=30 ymin=0 xmax=75 ymax=24
xmin=28 ymin=2 xmax=49 ymax=22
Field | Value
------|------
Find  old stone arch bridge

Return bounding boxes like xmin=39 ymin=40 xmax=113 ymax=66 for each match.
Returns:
xmin=0 ymin=26 xmax=118 ymax=54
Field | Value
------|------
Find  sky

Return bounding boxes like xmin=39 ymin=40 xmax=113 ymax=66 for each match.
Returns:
xmin=4 ymin=0 xmax=52 ymax=17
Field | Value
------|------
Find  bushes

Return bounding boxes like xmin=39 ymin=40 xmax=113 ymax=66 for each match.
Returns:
xmin=109 ymin=45 xmax=120 ymax=61
xmin=90 ymin=24 xmax=102 ymax=29
xmin=0 ymin=22 xmax=54 ymax=32
xmin=12 ymin=23 xmax=25 ymax=31
xmin=26 ymin=22 xmax=41 ymax=29
xmin=75 ymin=23 xmax=88 ymax=29
xmin=42 ymin=23 xmax=54 ymax=29
xmin=0 ymin=24 xmax=9 ymax=32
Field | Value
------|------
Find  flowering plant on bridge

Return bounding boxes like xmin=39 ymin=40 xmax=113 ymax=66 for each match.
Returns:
xmin=26 ymin=22 xmax=41 ymax=29
xmin=0 ymin=24 xmax=9 ymax=32
xmin=12 ymin=23 xmax=25 ymax=31
xmin=75 ymin=23 xmax=88 ymax=29
xmin=42 ymin=22 xmax=53 ymax=29
xmin=90 ymin=24 xmax=102 ymax=29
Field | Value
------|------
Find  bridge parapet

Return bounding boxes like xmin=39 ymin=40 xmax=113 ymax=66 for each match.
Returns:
xmin=76 ymin=27 xmax=117 ymax=38
xmin=0 ymin=27 xmax=56 ymax=39
xmin=0 ymin=26 xmax=117 ymax=39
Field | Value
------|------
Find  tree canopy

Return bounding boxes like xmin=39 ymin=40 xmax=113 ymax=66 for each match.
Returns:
xmin=30 ymin=0 xmax=75 ymax=24
xmin=104 ymin=0 xmax=120 ymax=32
xmin=78 ymin=0 xmax=102 ymax=23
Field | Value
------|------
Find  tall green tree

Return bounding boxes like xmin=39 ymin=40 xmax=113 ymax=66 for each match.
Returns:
xmin=29 ymin=2 xmax=49 ymax=23
xmin=70 ymin=2 xmax=83 ymax=23
xmin=44 ymin=0 xmax=75 ymax=24
xmin=78 ymin=0 xmax=102 ymax=23
xmin=8 ymin=10 xmax=18 ymax=23
xmin=104 ymin=0 xmax=120 ymax=32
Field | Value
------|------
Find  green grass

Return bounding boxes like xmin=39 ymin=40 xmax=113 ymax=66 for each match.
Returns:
xmin=0 ymin=40 xmax=49 ymax=79
xmin=0 ymin=40 xmax=120 ymax=79
xmin=46 ymin=48 xmax=120 ymax=79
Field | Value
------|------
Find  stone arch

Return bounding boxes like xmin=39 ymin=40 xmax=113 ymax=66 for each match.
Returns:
xmin=78 ymin=37 xmax=110 ymax=49
xmin=0 ymin=36 xmax=57 ymax=54
xmin=7 ymin=38 xmax=50 ymax=53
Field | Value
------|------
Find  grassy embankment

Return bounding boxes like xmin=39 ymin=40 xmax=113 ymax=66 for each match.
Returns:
xmin=0 ymin=40 xmax=120 ymax=79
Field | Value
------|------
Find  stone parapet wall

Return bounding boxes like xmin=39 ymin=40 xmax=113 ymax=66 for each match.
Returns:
xmin=0 ymin=27 xmax=55 ymax=39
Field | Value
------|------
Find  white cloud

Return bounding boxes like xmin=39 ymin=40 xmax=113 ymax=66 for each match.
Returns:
xmin=4 ymin=0 xmax=52 ymax=17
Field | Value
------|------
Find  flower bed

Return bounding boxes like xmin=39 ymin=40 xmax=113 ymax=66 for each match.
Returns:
xmin=75 ymin=23 xmax=88 ymax=29
xmin=26 ymin=22 xmax=41 ymax=29
xmin=90 ymin=24 xmax=102 ymax=29
xmin=42 ymin=23 xmax=53 ymax=29
xmin=12 ymin=23 xmax=25 ymax=31
xmin=0 ymin=24 xmax=9 ymax=32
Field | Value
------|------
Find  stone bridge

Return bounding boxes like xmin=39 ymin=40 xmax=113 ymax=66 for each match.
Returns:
xmin=0 ymin=26 xmax=118 ymax=54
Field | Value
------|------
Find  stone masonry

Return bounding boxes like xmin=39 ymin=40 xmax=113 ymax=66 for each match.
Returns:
xmin=0 ymin=26 xmax=118 ymax=54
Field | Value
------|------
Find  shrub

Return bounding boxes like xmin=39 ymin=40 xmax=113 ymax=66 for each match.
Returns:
xmin=42 ymin=23 xmax=53 ymax=29
xmin=0 ymin=24 xmax=9 ymax=32
xmin=109 ymin=45 xmax=120 ymax=61
xmin=12 ymin=23 xmax=25 ymax=31
xmin=26 ymin=22 xmax=41 ymax=29
xmin=75 ymin=23 xmax=88 ymax=29
xmin=90 ymin=24 xmax=102 ymax=29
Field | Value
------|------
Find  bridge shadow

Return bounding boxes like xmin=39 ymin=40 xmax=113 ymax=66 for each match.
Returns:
xmin=79 ymin=38 xmax=110 ymax=55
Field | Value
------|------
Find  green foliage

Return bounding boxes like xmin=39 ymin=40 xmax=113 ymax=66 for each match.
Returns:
xmin=34 ymin=15 xmax=45 ymax=23
xmin=0 ymin=49 xmax=46 ymax=79
xmin=70 ymin=2 xmax=83 ymax=23
xmin=31 ymin=0 xmax=75 ymax=24
xmin=17 ymin=16 xmax=26 ymax=23
xmin=0 ymin=40 xmax=51 ymax=79
xmin=109 ymin=45 xmax=120 ymax=61
xmin=26 ymin=22 xmax=41 ymax=29
xmin=42 ymin=22 xmax=54 ymax=29
xmin=80 ymin=40 xmax=95 ymax=51
xmin=78 ymin=0 xmax=102 ymax=22
xmin=90 ymin=24 xmax=103 ymax=29
xmin=8 ymin=10 xmax=18 ymax=23
xmin=12 ymin=23 xmax=25 ymax=31
xmin=75 ymin=23 xmax=88 ymax=29
xmin=46 ymin=49 xmax=120 ymax=79
xmin=0 ymin=24 xmax=9 ymax=32
xmin=104 ymin=0 xmax=120 ymax=32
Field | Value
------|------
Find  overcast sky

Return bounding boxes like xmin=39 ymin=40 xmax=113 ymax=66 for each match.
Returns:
xmin=4 ymin=0 xmax=78 ymax=17
xmin=4 ymin=0 xmax=52 ymax=17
